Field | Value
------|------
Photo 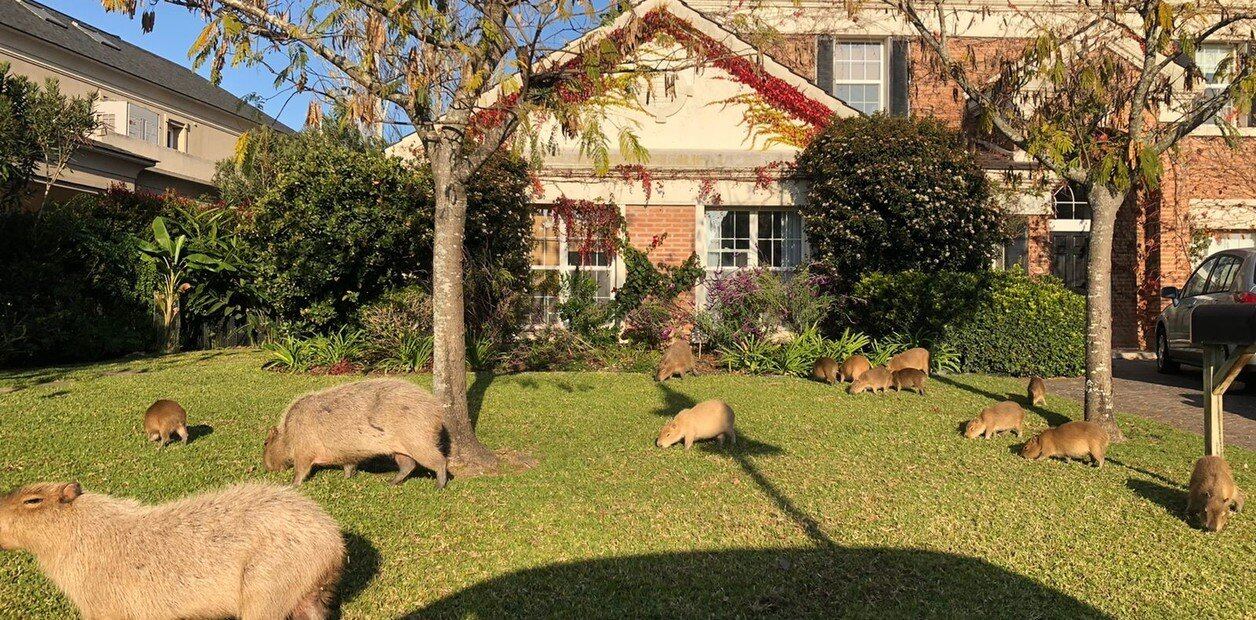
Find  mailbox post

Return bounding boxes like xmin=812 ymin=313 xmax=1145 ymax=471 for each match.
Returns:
xmin=1190 ymin=305 xmax=1256 ymax=456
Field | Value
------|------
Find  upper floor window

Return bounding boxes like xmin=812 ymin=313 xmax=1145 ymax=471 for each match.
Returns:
xmin=166 ymin=120 xmax=188 ymax=152
xmin=1197 ymin=43 xmax=1253 ymax=127
xmin=126 ymin=103 xmax=160 ymax=145
xmin=1053 ymin=183 xmax=1091 ymax=221
xmin=706 ymin=209 xmax=806 ymax=272
xmin=833 ymin=41 xmax=885 ymax=115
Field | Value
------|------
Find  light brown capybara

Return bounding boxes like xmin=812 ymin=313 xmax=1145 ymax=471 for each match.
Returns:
xmin=1019 ymin=421 xmax=1109 ymax=467
xmin=1187 ymin=455 xmax=1245 ymax=532
xmin=964 ymin=401 xmax=1025 ymax=439
xmin=656 ymin=400 xmax=736 ymax=450
xmin=812 ymin=356 xmax=840 ymax=384
xmin=892 ymin=368 xmax=928 ymax=395
xmin=656 ymin=338 xmax=697 ymax=382
xmin=849 ymin=366 xmax=893 ymax=395
xmin=1028 ymin=376 xmax=1047 ymax=407
xmin=143 ymin=399 xmax=188 ymax=448
xmin=887 ymin=347 xmax=931 ymax=376
xmin=264 ymin=378 xmax=449 ymax=488
xmin=0 ymin=482 xmax=344 ymax=619
xmin=838 ymin=354 xmax=871 ymax=383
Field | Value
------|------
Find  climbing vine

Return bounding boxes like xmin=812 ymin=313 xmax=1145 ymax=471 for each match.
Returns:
xmin=550 ymin=197 xmax=624 ymax=261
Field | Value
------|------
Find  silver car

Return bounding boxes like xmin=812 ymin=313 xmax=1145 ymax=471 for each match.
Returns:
xmin=1155 ymin=248 xmax=1256 ymax=376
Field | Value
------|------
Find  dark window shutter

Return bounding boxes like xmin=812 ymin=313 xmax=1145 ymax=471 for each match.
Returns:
xmin=890 ymin=38 xmax=910 ymax=116
xmin=816 ymin=35 xmax=834 ymax=96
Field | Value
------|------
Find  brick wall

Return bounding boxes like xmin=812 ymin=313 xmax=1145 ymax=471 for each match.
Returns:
xmin=624 ymin=204 xmax=696 ymax=266
xmin=908 ymin=38 xmax=1030 ymax=129
xmin=762 ymin=35 xmax=817 ymax=82
xmin=1026 ymin=215 xmax=1052 ymax=276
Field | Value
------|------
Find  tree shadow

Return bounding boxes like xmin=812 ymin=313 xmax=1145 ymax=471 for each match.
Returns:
xmin=467 ymin=371 xmax=495 ymax=428
xmin=652 ymin=381 xmax=697 ymax=417
xmin=336 ymin=530 xmax=381 ymax=614
xmin=932 ymin=375 xmax=1072 ymax=427
xmin=1126 ymin=478 xmax=1189 ymax=523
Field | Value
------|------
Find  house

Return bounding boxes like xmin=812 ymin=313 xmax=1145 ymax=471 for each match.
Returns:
xmin=0 ymin=0 xmax=288 ymax=206
xmin=393 ymin=0 xmax=1256 ymax=350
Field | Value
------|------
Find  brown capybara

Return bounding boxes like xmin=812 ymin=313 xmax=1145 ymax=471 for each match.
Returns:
xmin=838 ymin=354 xmax=871 ymax=383
xmin=1187 ymin=455 xmax=1245 ymax=532
xmin=656 ymin=400 xmax=736 ymax=450
xmin=812 ymin=356 xmax=840 ymax=384
xmin=0 ymin=482 xmax=344 ymax=619
xmin=143 ymin=399 xmax=188 ymax=448
xmin=892 ymin=368 xmax=928 ymax=395
xmin=264 ymin=378 xmax=449 ymax=488
xmin=887 ymin=347 xmax=931 ymax=376
xmin=1019 ymin=421 xmax=1109 ymax=467
xmin=656 ymin=338 xmax=697 ymax=382
xmin=849 ymin=366 xmax=893 ymax=395
xmin=964 ymin=401 xmax=1026 ymax=439
xmin=1028 ymin=376 xmax=1047 ymax=407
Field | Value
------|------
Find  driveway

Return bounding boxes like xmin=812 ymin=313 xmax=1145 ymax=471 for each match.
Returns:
xmin=1045 ymin=358 xmax=1256 ymax=450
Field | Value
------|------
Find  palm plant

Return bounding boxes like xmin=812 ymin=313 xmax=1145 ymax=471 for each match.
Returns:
xmin=137 ymin=216 xmax=230 ymax=353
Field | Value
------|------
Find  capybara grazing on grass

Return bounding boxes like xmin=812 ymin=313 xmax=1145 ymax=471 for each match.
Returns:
xmin=657 ymin=400 xmax=735 ymax=450
xmin=0 ymin=482 xmax=344 ymax=619
xmin=887 ymin=347 xmax=931 ymax=376
xmin=964 ymin=401 xmax=1025 ymax=439
xmin=812 ymin=356 xmax=839 ymax=384
xmin=1187 ymin=456 xmax=1245 ymax=532
xmin=143 ymin=399 xmax=188 ymax=448
xmin=839 ymin=354 xmax=871 ymax=383
xmin=1028 ymin=376 xmax=1047 ymax=407
xmin=657 ymin=338 xmax=697 ymax=382
xmin=264 ymin=378 xmax=449 ymax=488
xmin=892 ymin=368 xmax=928 ymax=395
xmin=1020 ymin=421 xmax=1109 ymax=467
xmin=849 ymin=366 xmax=892 ymax=395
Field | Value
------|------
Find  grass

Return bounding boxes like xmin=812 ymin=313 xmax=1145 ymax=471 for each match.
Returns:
xmin=0 ymin=350 xmax=1253 ymax=618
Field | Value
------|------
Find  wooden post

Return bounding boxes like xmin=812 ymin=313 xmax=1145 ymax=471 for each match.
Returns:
xmin=1202 ymin=345 xmax=1225 ymax=457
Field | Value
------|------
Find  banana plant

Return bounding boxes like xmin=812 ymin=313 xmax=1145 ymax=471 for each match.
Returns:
xmin=137 ymin=216 xmax=230 ymax=353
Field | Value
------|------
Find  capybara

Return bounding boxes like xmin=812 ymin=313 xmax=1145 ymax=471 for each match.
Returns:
xmin=0 ymin=482 xmax=344 ymax=619
xmin=656 ymin=338 xmax=697 ymax=382
xmin=264 ymin=378 xmax=449 ymax=488
xmin=656 ymin=399 xmax=736 ymax=450
xmin=838 ymin=354 xmax=871 ymax=383
xmin=964 ymin=401 xmax=1025 ymax=439
xmin=1028 ymin=376 xmax=1047 ymax=407
xmin=1187 ymin=455 xmax=1245 ymax=532
xmin=892 ymin=368 xmax=928 ymax=395
xmin=812 ymin=356 xmax=840 ymax=384
xmin=887 ymin=347 xmax=931 ymax=376
xmin=143 ymin=399 xmax=188 ymax=448
xmin=849 ymin=366 xmax=893 ymax=395
xmin=1019 ymin=421 xmax=1109 ymax=467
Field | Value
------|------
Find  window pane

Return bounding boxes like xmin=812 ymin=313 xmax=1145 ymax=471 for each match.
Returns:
xmin=1184 ymin=259 xmax=1216 ymax=297
xmin=757 ymin=210 xmax=806 ymax=269
xmin=833 ymin=41 xmax=884 ymax=115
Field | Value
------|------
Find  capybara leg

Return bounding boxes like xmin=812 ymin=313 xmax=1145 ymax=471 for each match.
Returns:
xmin=392 ymin=453 xmax=417 ymax=485
xmin=157 ymin=431 xmax=170 ymax=449
xmin=177 ymin=425 xmax=189 ymax=444
xmin=918 ymin=385 xmax=926 ymax=396
xmin=292 ymin=458 xmax=314 ymax=486
xmin=727 ymin=428 xmax=737 ymax=445
xmin=1092 ymin=448 xmax=1105 ymax=468
xmin=1235 ymin=491 xmax=1245 ymax=513
xmin=1014 ymin=425 xmax=1023 ymax=438
xmin=716 ymin=434 xmax=725 ymax=447
xmin=984 ymin=428 xmax=993 ymax=439
xmin=147 ymin=432 xmax=160 ymax=443
xmin=433 ymin=456 xmax=448 ymax=489
xmin=410 ymin=448 xmax=449 ymax=490
xmin=683 ymin=435 xmax=694 ymax=450
xmin=343 ymin=464 xmax=357 ymax=478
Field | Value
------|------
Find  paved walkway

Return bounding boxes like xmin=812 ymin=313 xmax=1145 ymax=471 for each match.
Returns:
xmin=1045 ymin=358 xmax=1256 ymax=450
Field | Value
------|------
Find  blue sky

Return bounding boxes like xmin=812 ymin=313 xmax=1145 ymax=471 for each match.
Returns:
xmin=39 ymin=0 xmax=311 ymax=130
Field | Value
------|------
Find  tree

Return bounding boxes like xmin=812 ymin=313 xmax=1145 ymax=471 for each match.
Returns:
xmin=103 ymin=0 xmax=680 ymax=473
xmin=0 ymin=63 xmax=96 ymax=207
xmin=890 ymin=0 xmax=1256 ymax=440
xmin=138 ymin=216 xmax=232 ymax=353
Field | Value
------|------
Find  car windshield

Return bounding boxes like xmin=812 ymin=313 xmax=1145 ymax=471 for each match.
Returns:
xmin=1182 ymin=258 xmax=1215 ymax=297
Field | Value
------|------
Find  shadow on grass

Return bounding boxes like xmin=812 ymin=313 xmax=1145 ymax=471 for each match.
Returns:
xmin=185 ymin=424 xmax=214 ymax=444
xmin=1108 ymin=458 xmax=1184 ymax=489
xmin=0 ymin=350 xmax=237 ymax=388
xmin=1126 ymin=478 xmax=1189 ymax=522
xmin=932 ymin=375 xmax=1073 ymax=427
xmin=468 ymin=372 xmax=495 ymax=428
xmin=337 ymin=531 xmax=381 ymax=612
xmin=652 ymin=381 xmax=697 ymax=417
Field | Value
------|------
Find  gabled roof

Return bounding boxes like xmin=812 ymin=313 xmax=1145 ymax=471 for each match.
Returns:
xmin=0 ymin=0 xmax=289 ymax=130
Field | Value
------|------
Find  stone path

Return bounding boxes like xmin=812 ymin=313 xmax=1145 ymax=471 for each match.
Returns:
xmin=1045 ymin=358 xmax=1256 ymax=450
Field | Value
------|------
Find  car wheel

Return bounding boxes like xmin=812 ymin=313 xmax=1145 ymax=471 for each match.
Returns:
xmin=1156 ymin=330 xmax=1180 ymax=374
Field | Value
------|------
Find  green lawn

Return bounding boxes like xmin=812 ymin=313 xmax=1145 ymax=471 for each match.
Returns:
xmin=0 ymin=350 xmax=1252 ymax=618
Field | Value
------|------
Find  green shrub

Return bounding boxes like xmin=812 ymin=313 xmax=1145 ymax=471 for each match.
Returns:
xmin=557 ymin=271 xmax=617 ymax=345
xmin=695 ymin=267 xmax=833 ymax=349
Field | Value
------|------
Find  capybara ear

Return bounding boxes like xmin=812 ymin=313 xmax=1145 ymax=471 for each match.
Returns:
xmin=265 ymin=427 xmax=278 ymax=442
xmin=59 ymin=483 xmax=82 ymax=504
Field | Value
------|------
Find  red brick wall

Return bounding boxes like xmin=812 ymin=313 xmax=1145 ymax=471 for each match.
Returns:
xmin=1026 ymin=215 xmax=1052 ymax=276
xmin=624 ymin=204 xmax=696 ymax=266
xmin=762 ymin=35 xmax=816 ymax=82
xmin=908 ymin=38 xmax=1030 ymax=129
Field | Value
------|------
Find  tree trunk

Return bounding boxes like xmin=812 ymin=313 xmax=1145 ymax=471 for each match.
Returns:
xmin=1082 ymin=184 xmax=1125 ymax=443
xmin=430 ymin=142 xmax=499 ymax=474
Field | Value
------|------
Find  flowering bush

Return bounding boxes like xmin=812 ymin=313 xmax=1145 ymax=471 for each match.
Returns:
xmin=694 ymin=267 xmax=834 ymax=349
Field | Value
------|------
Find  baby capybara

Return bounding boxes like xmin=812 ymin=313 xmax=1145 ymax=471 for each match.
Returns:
xmin=657 ymin=338 xmax=697 ymax=382
xmin=1187 ymin=455 xmax=1245 ymax=532
xmin=887 ymin=347 xmax=931 ymax=376
xmin=1019 ymin=421 xmax=1109 ymax=467
xmin=143 ymin=399 xmax=188 ymax=448
xmin=892 ymin=368 xmax=928 ymax=395
xmin=1028 ymin=376 xmax=1047 ymax=407
xmin=964 ymin=401 xmax=1025 ymax=439
xmin=0 ymin=482 xmax=344 ymax=619
xmin=839 ymin=354 xmax=871 ymax=383
xmin=656 ymin=399 xmax=736 ymax=450
xmin=812 ymin=356 xmax=840 ymax=384
xmin=264 ymin=378 xmax=449 ymax=488
xmin=849 ymin=366 xmax=893 ymax=394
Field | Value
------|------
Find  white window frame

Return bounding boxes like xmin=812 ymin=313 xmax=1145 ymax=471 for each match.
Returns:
xmin=1049 ymin=183 xmax=1092 ymax=233
xmin=703 ymin=208 xmax=808 ymax=273
xmin=1197 ymin=43 xmax=1251 ymax=127
xmin=831 ymin=39 xmax=887 ymax=116
xmin=166 ymin=120 xmax=188 ymax=151
xmin=529 ymin=210 xmax=618 ymax=326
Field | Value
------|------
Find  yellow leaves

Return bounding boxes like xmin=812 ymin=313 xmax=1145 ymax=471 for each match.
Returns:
xmin=191 ymin=21 xmax=219 ymax=57
xmin=99 ymin=0 xmax=136 ymax=16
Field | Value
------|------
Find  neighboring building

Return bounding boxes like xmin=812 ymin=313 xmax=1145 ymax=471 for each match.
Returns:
xmin=0 ymin=0 xmax=288 ymax=206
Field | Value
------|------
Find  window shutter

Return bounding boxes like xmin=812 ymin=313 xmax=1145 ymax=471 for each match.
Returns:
xmin=889 ymin=38 xmax=910 ymax=116
xmin=816 ymin=35 xmax=834 ymax=96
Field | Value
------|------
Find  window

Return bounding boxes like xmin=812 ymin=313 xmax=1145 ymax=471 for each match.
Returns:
xmin=1053 ymin=183 xmax=1092 ymax=221
xmin=529 ymin=210 xmax=615 ymax=325
xmin=1183 ymin=257 xmax=1216 ymax=298
xmin=126 ymin=103 xmax=159 ymax=144
xmin=706 ymin=209 xmax=806 ymax=272
xmin=1197 ymin=44 xmax=1252 ymax=127
xmin=1204 ymin=255 xmax=1242 ymax=294
xmin=832 ymin=41 xmax=885 ymax=115
xmin=166 ymin=120 xmax=187 ymax=151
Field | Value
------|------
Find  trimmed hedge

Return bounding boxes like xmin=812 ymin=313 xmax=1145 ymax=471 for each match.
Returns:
xmin=854 ymin=270 xmax=1084 ymax=377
